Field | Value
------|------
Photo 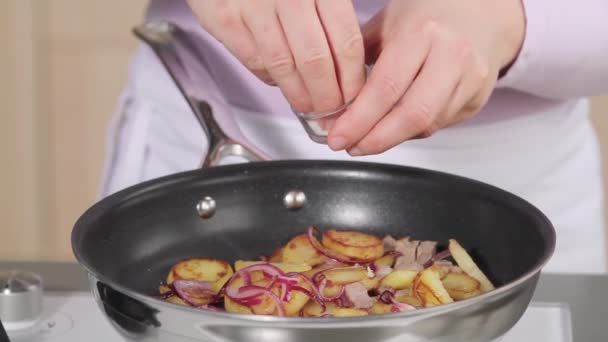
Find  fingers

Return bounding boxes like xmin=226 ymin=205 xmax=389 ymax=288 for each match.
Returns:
xmin=241 ymin=0 xmax=313 ymax=112
xmin=316 ymin=0 xmax=366 ymax=104
xmin=346 ymin=32 xmax=464 ymax=156
xmin=188 ymin=0 xmax=272 ymax=83
xmin=327 ymin=29 xmax=431 ymax=151
xmin=276 ymin=0 xmax=344 ymax=113
xmin=442 ymin=54 xmax=493 ymax=126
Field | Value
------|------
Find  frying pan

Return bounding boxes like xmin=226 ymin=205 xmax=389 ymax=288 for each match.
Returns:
xmin=71 ymin=22 xmax=556 ymax=342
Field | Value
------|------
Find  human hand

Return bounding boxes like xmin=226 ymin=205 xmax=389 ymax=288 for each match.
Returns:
xmin=187 ymin=0 xmax=367 ymax=114
xmin=327 ymin=0 xmax=526 ymax=155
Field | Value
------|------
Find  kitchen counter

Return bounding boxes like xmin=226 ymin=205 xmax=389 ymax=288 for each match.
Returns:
xmin=1 ymin=261 xmax=607 ymax=341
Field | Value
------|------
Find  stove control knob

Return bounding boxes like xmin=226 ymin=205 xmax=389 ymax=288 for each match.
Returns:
xmin=0 ymin=270 xmax=43 ymax=329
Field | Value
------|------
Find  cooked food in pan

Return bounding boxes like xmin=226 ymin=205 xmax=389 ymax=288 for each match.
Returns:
xmin=158 ymin=227 xmax=494 ymax=317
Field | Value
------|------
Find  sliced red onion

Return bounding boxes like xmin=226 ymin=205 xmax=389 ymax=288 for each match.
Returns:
xmin=307 ymin=226 xmax=360 ymax=264
xmin=276 ymin=275 xmax=299 ymax=286
xmin=225 ymin=263 xmax=285 ymax=299
xmin=378 ymin=290 xmax=395 ymax=304
xmin=235 ymin=297 xmax=264 ymax=306
xmin=333 ymin=291 xmax=351 ymax=308
xmin=227 ymin=284 xmax=266 ymax=300
xmin=242 ymin=271 xmax=252 ymax=286
xmin=171 ymin=280 xmax=217 ymax=306
xmin=232 ymin=285 xmax=286 ymax=316
xmin=423 ymin=249 xmax=452 ymax=268
xmin=318 ymin=278 xmax=345 ymax=301
xmin=312 ymin=272 xmax=326 ymax=284
xmin=384 ymin=250 xmax=403 ymax=257
xmin=379 ymin=290 xmax=416 ymax=312
xmin=280 ymin=283 xmax=289 ymax=301
xmin=369 ymin=262 xmax=378 ymax=272
xmin=391 ymin=301 xmax=416 ymax=312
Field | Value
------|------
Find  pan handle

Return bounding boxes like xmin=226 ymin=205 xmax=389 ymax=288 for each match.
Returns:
xmin=132 ymin=21 xmax=271 ymax=168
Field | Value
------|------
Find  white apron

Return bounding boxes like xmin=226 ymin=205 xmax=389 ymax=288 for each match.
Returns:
xmin=99 ymin=46 xmax=607 ymax=274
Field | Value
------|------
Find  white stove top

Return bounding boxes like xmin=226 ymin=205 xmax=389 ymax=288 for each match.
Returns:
xmin=4 ymin=292 xmax=573 ymax=342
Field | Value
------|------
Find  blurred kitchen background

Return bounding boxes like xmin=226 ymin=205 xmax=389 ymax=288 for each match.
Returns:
xmin=2 ymin=0 xmax=608 ymax=263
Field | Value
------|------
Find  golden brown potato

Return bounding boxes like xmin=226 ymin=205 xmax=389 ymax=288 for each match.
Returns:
xmin=167 ymin=258 xmax=234 ymax=293
xmin=234 ymin=260 xmax=312 ymax=273
xmin=224 ymin=297 xmax=254 ymax=314
xmin=323 ymin=267 xmax=368 ymax=285
xmin=333 ymin=307 xmax=369 ymax=317
xmin=361 ymin=276 xmax=380 ymax=291
xmin=165 ymin=295 xmax=187 ymax=306
xmin=395 ymin=294 xmax=422 ymax=307
xmin=370 ymin=301 xmax=393 ymax=315
xmin=448 ymin=240 xmax=495 ymax=292
xmin=223 ymin=270 xmax=311 ymax=316
xmin=303 ymin=301 xmax=368 ymax=317
xmin=267 ymin=247 xmax=284 ymax=263
xmin=322 ymin=230 xmax=384 ymax=262
xmin=301 ymin=262 xmax=348 ymax=279
xmin=375 ymin=254 xmax=398 ymax=267
xmin=441 ymin=272 xmax=481 ymax=300
xmin=282 ymin=234 xmax=328 ymax=266
xmin=320 ymin=284 xmax=343 ymax=298
xmin=283 ymin=278 xmax=313 ymax=316
xmin=223 ymin=273 xmax=279 ymax=315
xmin=159 ymin=285 xmax=171 ymax=295
xmin=379 ymin=270 xmax=418 ymax=291
xmin=412 ymin=267 xmax=453 ymax=307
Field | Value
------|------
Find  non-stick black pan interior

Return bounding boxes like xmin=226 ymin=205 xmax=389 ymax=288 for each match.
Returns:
xmin=72 ymin=160 xmax=555 ymax=297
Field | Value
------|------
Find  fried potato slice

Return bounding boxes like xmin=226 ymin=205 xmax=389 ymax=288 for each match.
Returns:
xmin=224 ymin=297 xmax=254 ymax=315
xmin=267 ymin=247 xmax=284 ymax=263
xmin=333 ymin=307 xmax=369 ymax=317
xmin=441 ymin=272 xmax=481 ymax=300
xmin=412 ymin=266 xmax=453 ymax=307
xmin=302 ymin=302 xmax=368 ymax=317
xmin=282 ymin=234 xmax=328 ymax=266
xmin=302 ymin=300 xmax=326 ymax=317
xmin=167 ymin=258 xmax=234 ymax=293
xmin=448 ymin=239 xmax=495 ymax=292
xmin=375 ymin=254 xmax=398 ymax=267
xmin=395 ymin=294 xmax=422 ymax=307
xmin=165 ymin=295 xmax=187 ymax=306
xmin=223 ymin=273 xmax=278 ymax=315
xmin=323 ymin=267 xmax=368 ymax=285
xmin=223 ymin=270 xmax=311 ymax=316
xmin=234 ymin=260 xmax=312 ymax=273
xmin=379 ymin=270 xmax=418 ymax=291
xmin=322 ymin=230 xmax=384 ymax=262
xmin=361 ymin=276 xmax=380 ymax=291
xmin=370 ymin=301 xmax=393 ymax=315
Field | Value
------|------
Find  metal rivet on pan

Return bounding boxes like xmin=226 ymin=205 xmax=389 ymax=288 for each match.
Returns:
xmin=283 ymin=190 xmax=307 ymax=210
xmin=196 ymin=196 xmax=216 ymax=218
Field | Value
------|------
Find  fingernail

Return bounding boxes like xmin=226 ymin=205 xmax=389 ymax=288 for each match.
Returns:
xmin=348 ymin=147 xmax=363 ymax=157
xmin=328 ymin=135 xmax=348 ymax=151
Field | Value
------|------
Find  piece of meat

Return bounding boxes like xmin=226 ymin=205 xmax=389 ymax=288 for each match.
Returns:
xmin=344 ymin=282 xmax=374 ymax=309
xmin=395 ymin=238 xmax=418 ymax=262
xmin=393 ymin=238 xmax=421 ymax=270
xmin=434 ymin=260 xmax=463 ymax=274
xmin=382 ymin=235 xmax=398 ymax=252
xmin=394 ymin=259 xmax=424 ymax=272
xmin=416 ymin=241 xmax=438 ymax=265
xmin=375 ymin=265 xmax=393 ymax=280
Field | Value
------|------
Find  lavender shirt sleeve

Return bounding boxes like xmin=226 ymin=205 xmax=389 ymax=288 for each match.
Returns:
xmin=496 ymin=0 xmax=608 ymax=99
